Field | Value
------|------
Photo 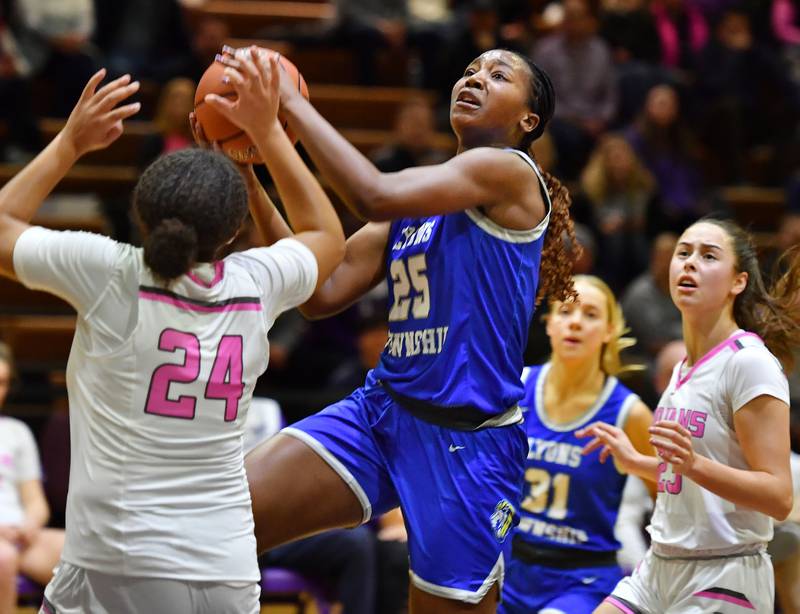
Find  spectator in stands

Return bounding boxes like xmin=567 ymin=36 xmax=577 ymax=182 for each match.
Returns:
xmin=772 ymin=0 xmax=800 ymax=103
xmin=0 ymin=3 xmax=41 ymax=162
xmin=624 ymin=83 xmax=704 ymax=231
xmin=695 ymin=5 xmax=792 ymax=184
xmin=370 ymin=97 xmax=449 ymax=172
xmin=138 ymin=77 xmax=196 ymax=168
xmin=0 ymin=0 xmax=96 ymax=157
xmin=4 ymin=0 xmax=96 ymax=116
xmin=650 ymin=0 xmax=709 ymax=71
xmin=599 ymin=0 xmax=671 ymax=127
xmin=93 ymin=0 xmax=193 ymax=83
xmin=620 ymin=232 xmax=682 ymax=363
xmin=580 ymin=133 xmax=657 ymax=290
xmin=533 ymin=0 xmax=618 ymax=179
xmin=601 ymin=0 xmax=661 ymax=65
xmin=439 ymin=0 xmax=523 ymax=116
xmin=0 ymin=343 xmax=63 ymax=614
xmin=182 ymin=17 xmax=231 ymax=84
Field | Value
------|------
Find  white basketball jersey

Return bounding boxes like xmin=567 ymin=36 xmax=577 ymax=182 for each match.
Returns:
xmin=13 ymin=227 xmax=318 ymax=582
xmin=0 ymin=417 xmax=42 ymax=525
xmin=648 ymin=330 xmax=790 ymax=553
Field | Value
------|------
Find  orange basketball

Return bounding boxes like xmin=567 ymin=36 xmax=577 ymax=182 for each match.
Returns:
xmin=193 ymin=48 xmax=309 ymax=164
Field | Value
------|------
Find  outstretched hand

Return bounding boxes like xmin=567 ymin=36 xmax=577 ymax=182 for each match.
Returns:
xmin=62 ymin=69 xmax=141 ymax=159
xmin=205 ymin=46 xmax=281 ymax=142
xmin=576 ymin=421 xmax=642 ymax=474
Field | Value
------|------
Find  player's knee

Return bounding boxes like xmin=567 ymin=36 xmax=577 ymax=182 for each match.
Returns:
xmin=0 ymin=541 xmax=19 ymax=579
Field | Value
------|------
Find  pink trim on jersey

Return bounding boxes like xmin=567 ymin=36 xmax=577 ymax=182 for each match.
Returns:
xmin=139 ymin=290 xmax=261 ymax=313
xmin=693 ymin=590 xmax=755 ymax=610
xmin=186 ymin=261 xmax=225 ymax=288
xmin=604 ymin=596 xmax=636 ymax=614
xmin=675 ymin=331 xmax=763 ymax=390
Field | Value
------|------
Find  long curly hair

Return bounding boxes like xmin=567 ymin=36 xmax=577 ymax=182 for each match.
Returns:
xmin=510 ymin=51 xmax=579 ymax=306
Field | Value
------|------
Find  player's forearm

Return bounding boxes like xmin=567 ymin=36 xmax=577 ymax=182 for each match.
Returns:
xmin=0 ymin=132 xmax=77 ymax=224
xmin=23 ymin=496 xmax=49 ymax=529
xmin=281 ymin=94 xmax=383 ymax=219
xmin=686 ymin=455 xmax=793 ymax=520
xmin=252 ymin=122 xmax=344 ymax=246
xmin=241 ymin=167 xmax=293 ymax=246
xmin=628 ymin=453 xmax=660 ymax=483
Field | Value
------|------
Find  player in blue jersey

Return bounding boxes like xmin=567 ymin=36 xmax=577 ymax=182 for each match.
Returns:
xmin=210 ymin=47 xmax=577 ymax=612
xmin=498 ymin=275 xmax=656 ymax=614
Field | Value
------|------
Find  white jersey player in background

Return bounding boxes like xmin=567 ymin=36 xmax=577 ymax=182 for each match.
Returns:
xmin=0 ymin=54 xmax=344 ymax=614
xmin=578 ymin=218 xmax=800 ymax=613
xmin=0 ymin=343 xmax=63 ymax=614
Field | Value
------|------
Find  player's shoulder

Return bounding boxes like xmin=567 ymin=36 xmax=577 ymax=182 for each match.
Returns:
xmin=725 ymin=339 xmax=784 ymax=378
xmin=455 ymin=147 xmax=540 ymax=184
xmin=0 ymin=416 xmax=33 ymax=438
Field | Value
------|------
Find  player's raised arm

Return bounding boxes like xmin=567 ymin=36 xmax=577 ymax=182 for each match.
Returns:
xmin=205 ymin=48 xmax=345 ymax=290
xmin=219 ymin=47 xmax=545 ymax=229
xmin=232 ymin=164 xmax=389 ymax=320
xmin=0 ymin=69 xmax=140 ymax=279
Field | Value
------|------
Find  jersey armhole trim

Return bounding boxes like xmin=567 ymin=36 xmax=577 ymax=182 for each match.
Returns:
xmin=616 ymin=394 xmax=640 ymax=430
xmin=463 ymin=149 xmax=551 ymax=244
xmin=465 ymin=207 xmax=548 ymax=243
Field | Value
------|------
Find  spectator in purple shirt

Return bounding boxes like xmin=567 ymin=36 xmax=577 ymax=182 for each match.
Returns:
xmin=532 ymin=0 xmax=618 ymax=179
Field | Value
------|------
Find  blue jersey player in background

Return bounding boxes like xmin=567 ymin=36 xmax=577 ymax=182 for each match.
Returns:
xmin=500 ymin=276 xmax=656 ymax=614
xmin=218 ymin=47 xmax=579 ymax=613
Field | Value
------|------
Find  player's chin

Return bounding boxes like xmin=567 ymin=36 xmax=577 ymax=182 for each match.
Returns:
xmin=449 ymin=105 xmax=482 ymax=128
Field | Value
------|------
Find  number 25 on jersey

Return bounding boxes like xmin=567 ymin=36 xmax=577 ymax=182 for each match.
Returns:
xmin=388 ymin=254 xmax=431 ymax=322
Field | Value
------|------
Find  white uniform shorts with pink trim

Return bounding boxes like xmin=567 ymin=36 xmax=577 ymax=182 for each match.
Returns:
xmin=604 ymin=548 xmax=774 ymax=613
xmin=39 ymin=562 xmax=260 ymax=614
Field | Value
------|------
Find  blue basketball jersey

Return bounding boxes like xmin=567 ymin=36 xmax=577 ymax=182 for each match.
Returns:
xmin=371 ymin=149 xmax=550 ymax=416
xmin=515 ymin=363 xmax=640 ymax=552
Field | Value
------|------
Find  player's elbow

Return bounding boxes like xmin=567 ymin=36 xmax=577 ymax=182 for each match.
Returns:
xmin=297 ymin=293 xmax=340 ymax=321
xmin=297 ymin=302 xmax=328 ymax=321
xmin=770 ymin=491 xmax=794 ymax=521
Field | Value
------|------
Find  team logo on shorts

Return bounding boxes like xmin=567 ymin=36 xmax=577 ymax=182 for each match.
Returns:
xmin=490 ymin=499 xmax=516 ymax=543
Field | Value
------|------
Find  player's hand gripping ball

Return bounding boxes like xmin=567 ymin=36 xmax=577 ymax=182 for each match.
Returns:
xmin=193 ymin=48 xmax=309 ymax=164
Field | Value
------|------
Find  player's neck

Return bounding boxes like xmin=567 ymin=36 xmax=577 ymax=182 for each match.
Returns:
xmin=682 ymin=310 xmax=740 ymax=367
xmin=545 ymin=358 xmax=605 ymax=414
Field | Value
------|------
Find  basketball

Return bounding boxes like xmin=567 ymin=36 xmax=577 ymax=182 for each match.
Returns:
xmin=193 ymin=48 xmax=309 ymax=164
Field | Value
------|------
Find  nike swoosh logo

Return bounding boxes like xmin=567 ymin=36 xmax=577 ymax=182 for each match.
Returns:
xmin=581 ymin=577 xmax=597 ymax=585
xmin=449 ymin=444 xmax=466 ymax=452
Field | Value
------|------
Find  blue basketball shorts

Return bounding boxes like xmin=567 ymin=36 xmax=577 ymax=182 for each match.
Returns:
xmin=499 ymin=559 xmax=624 ymax=614
xmin=283 ymin=383 xmax=528 ymax=604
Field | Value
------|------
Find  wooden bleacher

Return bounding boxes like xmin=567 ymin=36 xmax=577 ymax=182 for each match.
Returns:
xmin=718 ymin=186 xmax=785 ymax=231
xmin=0 ymin=314 xmax=75 ymax=370
xmin=187 ymin=1 xmax=334 ymax=38
xmin=224 ymin=37 xmax=411 ymax=86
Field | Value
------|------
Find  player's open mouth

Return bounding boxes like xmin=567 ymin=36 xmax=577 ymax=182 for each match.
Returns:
xmin=455 ymin=91 xmax=481 ymax=109
xmin=677 ymin=275 xmax=698 ymax=291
